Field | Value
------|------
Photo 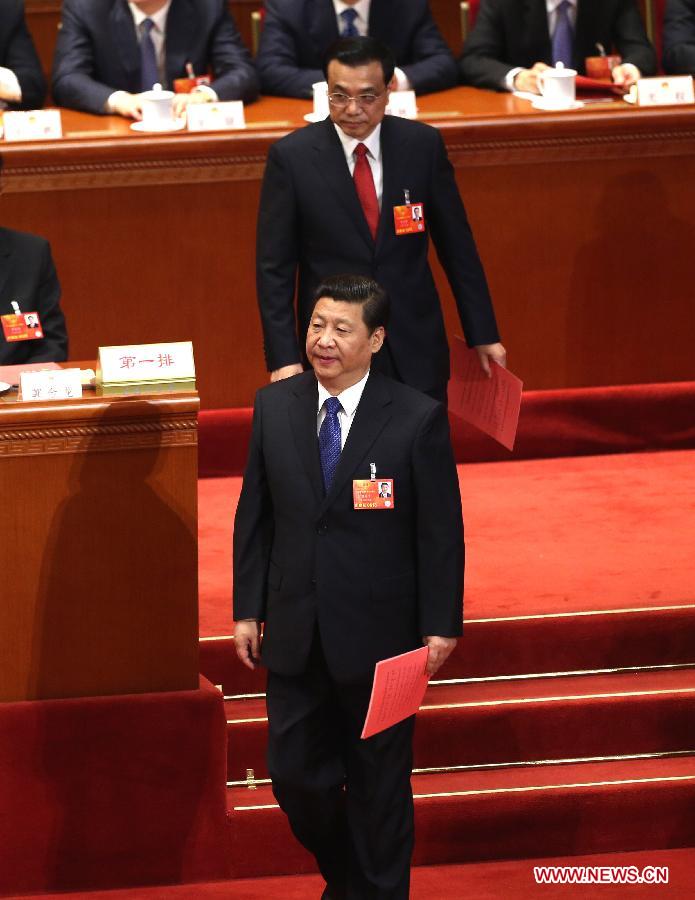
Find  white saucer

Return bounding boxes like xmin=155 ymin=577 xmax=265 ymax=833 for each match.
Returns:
xmin=303 ymin=112 xmax=327 ymax=123
xmin=0 ymin=382 xmax=12 ymax=393
xmin=531 ymin=99 xmax=584 ymax=111
xmin=130 ymin=119 xmax=186 ymax=133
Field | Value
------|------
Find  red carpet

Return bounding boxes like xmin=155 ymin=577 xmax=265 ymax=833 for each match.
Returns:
xmin=13 ymin=848 xmax=695 ymax=898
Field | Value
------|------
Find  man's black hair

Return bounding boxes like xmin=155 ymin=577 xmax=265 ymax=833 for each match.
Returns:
xmin=313 ymin=274 xmax=390 ymax=334
xmin=323 ymin=36 xmax=395 ymax=86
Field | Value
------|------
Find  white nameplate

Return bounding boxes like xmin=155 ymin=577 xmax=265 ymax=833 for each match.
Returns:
xmin=187 ymin=101 xmax=245 ymax=132
xmin=20 ymin=368 xmax=82 ymax=401
xmin=99 ymin=341 xmax=195 ymax=383
xmin=386 ymin=91 xmax=418 ymax=119
xmin=2 ymin=109 xmax=63 ymax=142
xmin=636 ymin=76 xmax=695 ymax=107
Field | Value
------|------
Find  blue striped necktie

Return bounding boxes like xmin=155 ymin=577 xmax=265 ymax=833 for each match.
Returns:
xmin=319 ymin=397 xmax=342 ymax=493
xmin=140 ymin=18 xmax=159 ymax=92
xmin=552 ymin=1 xmax=574 ymax=68
xmin=340 ymin=8 xmax=359 ymax=38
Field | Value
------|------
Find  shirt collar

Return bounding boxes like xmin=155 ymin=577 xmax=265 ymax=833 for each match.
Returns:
xmin=334 ymin=121 xmax=382 ymax=163
xmin=128 ymin=0 xmax=172 ymax=32
xmin=333 ymin=0 xmax=371 ymax=24
xmin=317 ymin=369 xmax=370 ymax=418
xmin=547 ymin=0 xmax=576 ymax=13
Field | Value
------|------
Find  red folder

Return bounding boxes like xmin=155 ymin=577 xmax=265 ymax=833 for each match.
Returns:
xmin=361 ymin=646 xmax=430 ymax=740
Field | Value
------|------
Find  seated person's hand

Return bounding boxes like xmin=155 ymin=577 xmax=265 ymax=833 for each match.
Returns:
xmin=109 ymin=91 xmax=145 ymax=120
xmin=172 ymin=89 xmax=212 ymax=119
xmin=611 ymin=63 xmax=640 ymax=92
xmin=513 ymin=62 xmax=550 ymax=94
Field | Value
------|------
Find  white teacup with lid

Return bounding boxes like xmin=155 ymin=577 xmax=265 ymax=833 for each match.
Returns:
xmin=140 ymin=83 xmax=176 ymax=129
xmin=537 ymin=62 xmax=577 ymax=108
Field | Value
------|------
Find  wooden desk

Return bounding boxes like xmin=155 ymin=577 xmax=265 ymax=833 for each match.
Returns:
xmin=0 ymin=383 xmax=199 ymax=701
xmin=2 ymin=89 xmax=695 ymax=407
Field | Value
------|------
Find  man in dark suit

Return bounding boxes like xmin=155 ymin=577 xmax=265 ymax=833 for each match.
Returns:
xmin=234 ymin=274 xmax=463 ymax=899
xmin=0 ymin=228 xmax=68 ymax=366
xmin=663 ymin=0 xmax=695 ymax=73
xmin=0 ymin=0 xmax=46 ymax=110
xmin=257 ymin=36 xmax=504 ymax=403
xmin=257 ymin=0 xmax=457 ymax=98
xmin=459 ymin=0 xmax=657 ymax=94
xmin=52 ymin=0 xmax=258 ymax=119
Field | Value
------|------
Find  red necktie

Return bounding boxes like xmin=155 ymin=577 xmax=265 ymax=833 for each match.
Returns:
xmin=353 ymin=143 xmax=379 ymax=241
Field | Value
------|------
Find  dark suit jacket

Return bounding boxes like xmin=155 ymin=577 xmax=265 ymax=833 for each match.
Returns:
xmin=0 ymin=0 xmax=46 ymax=110
xmin=256 ymin=115 xmax=500 ymax=395
xmin=459 ymin=0 xmax=657 ymax=90
xmin=51 ymin=0 xmax=259 ymax=114
xmin=663 ymin=0 xmax=695 ymax=73
xmin=257 ymin=0 xmax=458 ymax=98
xmin=233 ymin=370 xmax=464 ymax=683
xmin=0 ymin=229 xmax=68 ymax=366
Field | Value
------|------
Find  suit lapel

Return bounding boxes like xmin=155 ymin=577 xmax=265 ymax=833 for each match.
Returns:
xmin=111 ymin=0 xmax=140 ymax=91
xmin=367 ymin=0 xmax=393 ymax=41
xmin=319 ymin=373 xmax=393 ymax=514
xmin=289 ymin=373 xmax=324 ymax=505
xmin=525 ymin=0 xmax=551 ymax=62
xmin=376 ymin=116 xmax=413 ymax=250
xmin=165 ymin=0 xmax=197 ymax=88
xmin=0 ymin=230 xmax=11 ymax=304
xmin=312 ymin=119 xmax=375 ymax=252
xmin=309 ymin=0 xmax=339 ymax=53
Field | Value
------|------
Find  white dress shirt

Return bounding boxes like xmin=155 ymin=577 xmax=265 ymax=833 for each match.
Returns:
xmin=317 ymin=369 xmax=370 ymax=449
xmin=504 ymin=0 xmax=578 ymax=90
xmin=0 ymin=66 xmax=22 ymax=108
xmin=107 ymin=0 xmax=216 ymax=112
xmin=331 ymin=0 xmax=411 ymax=90
xmin=334 ymin=121 xmax=383 ymax=208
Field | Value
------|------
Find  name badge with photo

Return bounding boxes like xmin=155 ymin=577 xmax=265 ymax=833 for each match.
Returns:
xmin=353 ymin=479 xmax=395 ymax=509
xmin=394 ymin=203 xmax=425 ymax=236
xmin=1 ymin=311 xmax=43 ymax=342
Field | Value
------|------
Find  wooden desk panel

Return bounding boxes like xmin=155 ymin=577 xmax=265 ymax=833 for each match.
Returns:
xmin=2 ymin=90 xmax=695 ymax=407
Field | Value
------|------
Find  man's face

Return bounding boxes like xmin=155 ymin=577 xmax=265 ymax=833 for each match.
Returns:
xmin=306 ymin=297 xmax=384 ymax=393
xmin=327 ymin=60 xmax=390 ymax=141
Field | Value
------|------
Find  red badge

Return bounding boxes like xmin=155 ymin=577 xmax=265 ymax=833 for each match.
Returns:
xmin=393 ymin=203 xmax=425 ymax=236
xmin=1 ymin=312 xmax=43 ymax=342
xmin=353 ymin=479 xmax=395 ymax=510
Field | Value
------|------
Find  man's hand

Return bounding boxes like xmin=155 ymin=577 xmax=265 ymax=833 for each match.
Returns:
xmin=270 ymin=363 xmax=303 ymax=382
xmin=110 ymin=92 xmax=145 ymax=120
xmin=234 ymin=619 xmax=261 ymax=670
xmin=513 ymin=62 xmax=549 ymax=94
xmin=611 ymin=63 xmax=640 ymax=92
xmin=423 ymin=636 xmax=457 ymax=676
xmin=172 ymin=90 xmax=211 ymax=119
xmin=475 ymin=342 xmax=507 ymax=377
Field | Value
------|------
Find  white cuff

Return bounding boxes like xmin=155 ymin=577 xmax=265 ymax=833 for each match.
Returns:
xmin=0 ymin=66 xmax=22 ymax=104
xmin=394 ymin=67 xmax=411 ymax=91
xmin=504 ymin=67 xmax=523 ymax=92
xmin=106 ymin=90 xmax=130 ymax=113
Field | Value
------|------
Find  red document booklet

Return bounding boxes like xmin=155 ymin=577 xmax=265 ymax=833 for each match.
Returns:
xmin=448 ymin=337 xmax=523 ymax=451
xmin=361 ymin=646 xmax=430 ymax=740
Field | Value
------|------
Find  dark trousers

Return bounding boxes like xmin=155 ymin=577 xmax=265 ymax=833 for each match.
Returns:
xmin=266 ymin=634 xmax=415 ymax=899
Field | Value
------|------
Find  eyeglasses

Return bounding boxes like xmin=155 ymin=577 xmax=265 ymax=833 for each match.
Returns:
xmin=327 ymin=92 xmax=384 ymax=109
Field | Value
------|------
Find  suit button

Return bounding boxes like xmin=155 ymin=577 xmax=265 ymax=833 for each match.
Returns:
xmin=316 ymin=521 xmax=328 ymax=535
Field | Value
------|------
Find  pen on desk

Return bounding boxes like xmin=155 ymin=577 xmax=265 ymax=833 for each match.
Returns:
xmin=596 ymin=43 xmax=606 ymax=57
xmin=186 ymin=62 xmax=195 ymax=80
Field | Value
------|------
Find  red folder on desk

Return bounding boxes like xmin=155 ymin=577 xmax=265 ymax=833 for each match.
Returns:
xmin=576 ymin=75 xmax=624 ymax=98
xmin=449 ymin=336 xmax=522 ymax=451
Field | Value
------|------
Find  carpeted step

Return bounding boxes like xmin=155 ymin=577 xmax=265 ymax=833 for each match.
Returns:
xmin=224 ymin=667 xmax=695 ymax=783
xmin=198 ymin=450 xmax=695 ymax=694
xmin=226 ymin=755 xmax=695 ymax=878
xmin=9 ymin=847 xmax=695 ymax=898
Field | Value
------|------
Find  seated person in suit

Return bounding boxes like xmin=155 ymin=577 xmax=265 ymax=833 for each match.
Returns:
xmin=459 ymin=0 xmax=657 ymax=95
xmin=0 ymin=228 xmax=68 ymax=366
xmin=663 ymin=0 xmax=695 ymax=73
xmin=0 ymin=0 xmax=46 ymax=110
xmin=256 ymin=0 xmax=457 ymax=98
xmin=52 ymin=0 xmax=259 ymax=119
